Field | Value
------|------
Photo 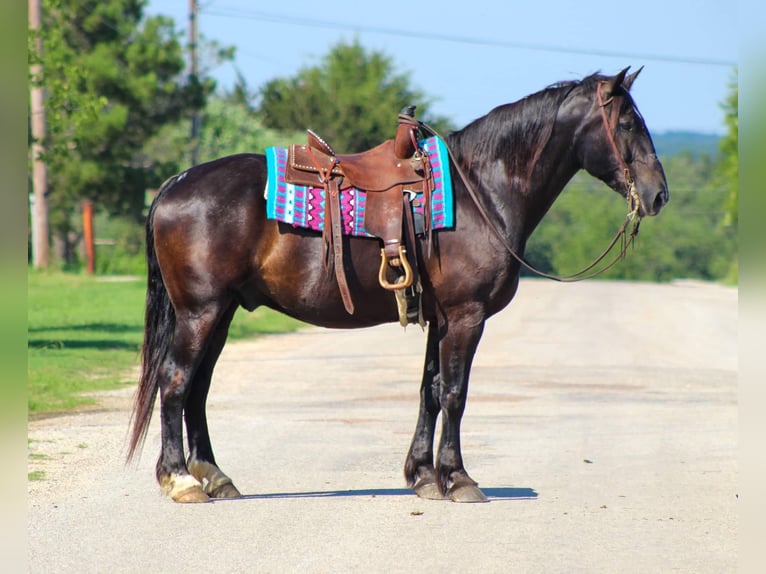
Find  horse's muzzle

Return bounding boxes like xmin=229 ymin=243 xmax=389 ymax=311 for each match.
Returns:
xmin=639 ymin=183 xmax=669 ymax=217
xmin=649 ymin=184 xmax=669 ymax=216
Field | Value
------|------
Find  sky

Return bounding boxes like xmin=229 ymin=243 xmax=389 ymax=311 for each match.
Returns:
xmin=145 ymin=0 xmax=738 ymax=136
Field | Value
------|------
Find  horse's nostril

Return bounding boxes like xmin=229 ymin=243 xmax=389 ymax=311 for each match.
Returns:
xmin=653 ymin=187 xmax=668 ymax=212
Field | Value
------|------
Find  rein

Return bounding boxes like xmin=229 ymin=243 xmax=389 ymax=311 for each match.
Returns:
xmin=419 ymin=85 xmax=642 ymax=283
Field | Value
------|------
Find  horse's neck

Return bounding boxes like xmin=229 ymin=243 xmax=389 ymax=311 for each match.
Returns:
xmin=521 ymin=144 xmax=581 ymax=235
xmin=451 ymin=118 xmax=581 ymax=243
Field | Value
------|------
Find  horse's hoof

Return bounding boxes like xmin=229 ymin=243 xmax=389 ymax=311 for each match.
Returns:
xmin=208 ymin=482 xmax=242 ymax=499
xmin=188 ymin=460 xmax=240 ymax=499
xmin=172 ymin=485 xmax=211 ymax=503
xmin=413 ymin=480 xmax=447 ymax=500
xmin=162 ymin=473 xmax=211 ymax=503
xmin=448 ymin=484 xmax=489 ymax=503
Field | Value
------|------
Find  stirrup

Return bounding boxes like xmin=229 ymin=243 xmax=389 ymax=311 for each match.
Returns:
xmin=394 ymin=280 xmax=425 ymax=328
xmin=378 ymin=245 xmax=413 ymax=291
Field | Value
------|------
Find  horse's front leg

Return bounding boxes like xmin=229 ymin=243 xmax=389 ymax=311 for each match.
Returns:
xmin=404 ymin=322 xmax=445 ymax=500
xmin=184 ymin=303 xmax=242 ymax=499
xmin=435 ymin=310 xmax=488 ymax=502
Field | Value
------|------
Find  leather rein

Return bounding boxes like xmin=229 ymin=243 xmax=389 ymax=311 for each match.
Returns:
xmin=420 ymin=83 xmax=643 ymax=283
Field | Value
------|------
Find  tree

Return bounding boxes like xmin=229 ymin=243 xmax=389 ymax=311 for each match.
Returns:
xmin=718 ymin=70 xmax=738 ymax=227
xmin=257 ymin=39 xmax=454 ymax=152
xmin=526 ymin=153 xmax=736 ymax=283
xmin=141 ymin=95 xmax=304 ymax=168
xmin=716 ymin=70 xmax=738 ymax=282
xmin=28 ymin=0 xmax=217 ymax=263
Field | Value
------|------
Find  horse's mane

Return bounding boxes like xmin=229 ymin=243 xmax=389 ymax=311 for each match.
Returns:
xmin=448 ymin=73 xmax=608 ymax=194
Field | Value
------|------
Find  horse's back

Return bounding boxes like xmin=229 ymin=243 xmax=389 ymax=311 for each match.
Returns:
xmin=156 ymin=153 xmax=267 ymax=211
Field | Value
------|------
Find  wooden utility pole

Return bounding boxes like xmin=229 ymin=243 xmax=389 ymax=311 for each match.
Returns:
xmin=189 ymin=0 xmax=200 ymax=165
xmin=29 ymin=0 xmax=50 ymax=268
xmin=82 ymin=200 xmax=95 ymax=274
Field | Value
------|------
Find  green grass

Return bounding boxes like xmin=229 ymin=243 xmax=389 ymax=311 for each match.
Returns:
xmin=28 ymin=271 xmax=303 ymax=416
xmin=28 ymin=470 xmax=46 ymax=482
xmin=28 ymin=453 xmax=51 ymax=460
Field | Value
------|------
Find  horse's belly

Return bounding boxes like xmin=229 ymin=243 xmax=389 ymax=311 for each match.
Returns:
xmin=240 ymin=233 xmax=403 ymax=328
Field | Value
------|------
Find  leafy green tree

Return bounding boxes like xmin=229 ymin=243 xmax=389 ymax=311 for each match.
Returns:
xmin=226 ymin=68 xmax=257 ymax=110
xmin=258 ymin=39 xmax=454 ymax=152
xmin=142 ymin=95 xmax=304 ymax=168
xmin=29 ymin=0 xmax=218 ymax=262
xmin=526 ymin=152 xmax=735 ymax=282
xmin=631 ymin=154 xmax=735 ymax=281
xmin=28 ymin=1 xmax=106 ymax=165
xmin=717 ymin=71 xmax=738 ymax=282
xmin=718 ymin=70 xmax=738 ymax=227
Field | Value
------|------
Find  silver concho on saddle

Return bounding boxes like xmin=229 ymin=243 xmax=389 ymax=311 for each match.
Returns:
xmin=280 ymin=106 xmax=436 ymax=327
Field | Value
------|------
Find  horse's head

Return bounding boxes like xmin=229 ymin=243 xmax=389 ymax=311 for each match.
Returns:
xmin=573 ymin=67 xmax=669 ymax=217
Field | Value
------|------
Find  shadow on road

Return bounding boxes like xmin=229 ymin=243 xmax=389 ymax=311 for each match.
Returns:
xmin=227 ymin=487 xmax=537 ymax=501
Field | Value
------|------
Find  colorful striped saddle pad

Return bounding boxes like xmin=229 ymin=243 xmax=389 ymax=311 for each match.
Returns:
xmin=264 ymin=136 xmax=454 ymax=237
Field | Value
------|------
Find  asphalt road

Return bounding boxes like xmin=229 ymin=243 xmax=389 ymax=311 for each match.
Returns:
xmin=28 ymin=279 xmax=737 ymax=573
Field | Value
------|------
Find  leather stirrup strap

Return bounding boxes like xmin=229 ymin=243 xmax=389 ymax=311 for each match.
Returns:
xmin=402 ymin=192 xmax=420 ymax=289
xmin=421 ymin=156 xmax=434 ymax=259
xmin=322 ymin=188 xmax=333 ymax=270
xmin=310 ymin=148 xmax=354 ymax=314
xmin=327 ymin=179 xmax=354 ymax=314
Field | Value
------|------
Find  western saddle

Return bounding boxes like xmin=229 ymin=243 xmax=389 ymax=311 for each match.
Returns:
xmin=283 ymin=106 xmax=434 ymax=323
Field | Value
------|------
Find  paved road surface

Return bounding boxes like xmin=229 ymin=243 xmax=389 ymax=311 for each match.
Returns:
xmin=28 ymin=279 xmax=737 ymax=573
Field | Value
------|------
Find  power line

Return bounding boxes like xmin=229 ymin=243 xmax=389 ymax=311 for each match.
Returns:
xmin=203 ymin=7 xmax=736 ymax=68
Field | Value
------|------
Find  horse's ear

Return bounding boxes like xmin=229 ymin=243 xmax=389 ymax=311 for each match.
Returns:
xmin=622 ymin=66 xmax=644 ymax=91
xmin=599 ymin=67 xmax=630 ymax=101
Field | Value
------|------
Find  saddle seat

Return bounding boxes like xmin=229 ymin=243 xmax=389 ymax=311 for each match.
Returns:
xmin=286 ymin=113 xmax=425 ymax=192
xmin=282 ymin=107 xmax=433 ymax=321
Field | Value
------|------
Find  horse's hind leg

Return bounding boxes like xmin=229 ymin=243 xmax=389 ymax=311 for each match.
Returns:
xmin=156 ymin=303 xmax=230 ymax=503
xmin=184 ymin=302 xmax=242 ymax=499
xmin=404 ymin=323 xmax=446 ymax=500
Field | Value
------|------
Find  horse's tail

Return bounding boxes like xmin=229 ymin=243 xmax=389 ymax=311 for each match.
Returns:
xmin=127 ymin=175 xmax=178 ymax=463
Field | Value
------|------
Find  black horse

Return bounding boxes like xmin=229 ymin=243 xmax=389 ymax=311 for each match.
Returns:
xmin=128 ymin=68 xmax=668 ymax=503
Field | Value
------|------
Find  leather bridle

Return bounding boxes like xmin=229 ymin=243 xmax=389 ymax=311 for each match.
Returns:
xmin=596 ymin=83 xmax=642 ymax=219
xmin=419 ymin=84 xmax=643 ymax=283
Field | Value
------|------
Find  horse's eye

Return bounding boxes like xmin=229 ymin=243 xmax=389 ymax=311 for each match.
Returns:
xmin=619 ymin=119 xmax=634 ymax=132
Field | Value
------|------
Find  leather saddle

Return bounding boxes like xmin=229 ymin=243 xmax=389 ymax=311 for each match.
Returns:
xmin=283 ymin=106 xmax=434 ymax=319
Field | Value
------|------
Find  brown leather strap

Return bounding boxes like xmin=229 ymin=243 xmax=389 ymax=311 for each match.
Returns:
xmin=401 ymin=191 xmax=420 ymax=288
xmin=309 ymin=148 xmax=355 ymax=314
xmin=316 ymin=154 xmax=337 ymax=271
xmin=597 ymin=83 xmax=640 ymax=214
xmin=327 ymin=179 xmax=354 ymax=314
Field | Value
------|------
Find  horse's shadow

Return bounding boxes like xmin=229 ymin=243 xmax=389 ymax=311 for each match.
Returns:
xmin=229 ymin=487 xmax=537 ymax=502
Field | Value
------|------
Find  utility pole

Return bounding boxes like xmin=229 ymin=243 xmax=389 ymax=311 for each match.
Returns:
xmin=29 ymin=0 xmax=50 ymax=268
xmin=189 ymin=0 xmax=200 ymax=165
xmin=82 ymin=200 xmax=95 ymax=274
